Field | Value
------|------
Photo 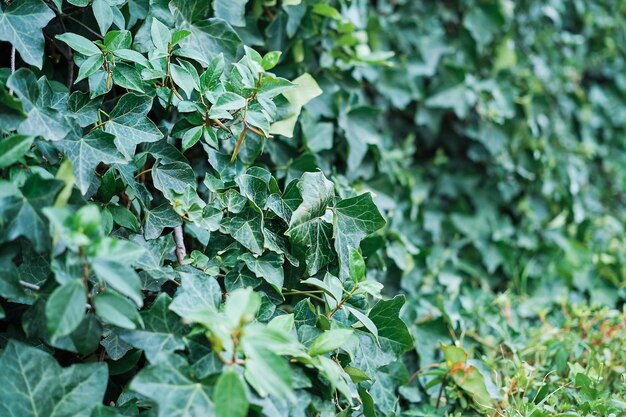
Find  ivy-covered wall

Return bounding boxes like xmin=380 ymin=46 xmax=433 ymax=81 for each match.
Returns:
xmin=0 ymin=0 xmax=625 ymax=416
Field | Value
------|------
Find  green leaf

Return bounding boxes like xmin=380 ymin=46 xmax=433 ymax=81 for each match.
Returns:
xmin=46 ymin=280 xmax=87 ymax=340
xmin=226 ymin=207 xmax=265 ymax=255
xmin=130 ymin=355 xmax=214 ymax=417
xmin=7 ymin=69 xmax=71 ymax=141
xmin=170 ymin=8 xmax=242 ymax=63
xmin=92 ymin=0 xmax=114 ymax=35
xmin=144 ymin=203 xmax=182 ymax=240
xmin=0 ymin=0 xmax=55 ymax=68
xmin=308 ymin=329 xmax=354 ymax=356
xmin=93 ymin=259 xmax=143 ymax=307
xmin=75 ymin=54 xmax=105 ymax=83
xmin=0 ymin=134 xmax=34 ymax=168
xmin=338 ymin=107 xmax=381 ymax=172
xmin=208 ymin=91 xmax=247 ymax=119
xmin=270 ymin=73 xmax=322 ymax=138
xmin=240 ymin=252 xmax=284 ymax=294
xmin=349 ymin=248 xmax=365 ymax=283
xmin=334 ymin=193 xmax=385 ymax=279
xmin=243 ymin=344 xmax=295 ymax=402
xmin=214 ymin=370 xmax=249 ymax=417
xmin=286 ymin=172 xmax=335 ymax=274
xmin=262 ymin=51 xmax=282 ymax=70
xmin=151 ymin=18 xmax=171 ymax=51
xmin=56 ymin=33 xmax=102 ymax=56
xmin=118 ymin=293 xmax=185 ymax=362
xmin=213 ymin=0 xmax=249 ymax=27
xmin=368 ymin=295 xmax=412 ymax=356
xmin=104 ymin=93 xmax=163 ymax=159
xmin=57 ymin=129 xmax=125 ymax=194
xmin=0 ymin=341 xmax=107 ymax=417
xmin=112 ymin=63 xmax=144 ymax=93
xmin=152 ymin=161 xmax=197 ymax=198
xmin=0 ymin=174 xmax=62 ymax=252
xmin=93 ymin=291 xmax=143 ymax=329
xmin=170 ymin=271 xmax=222 ymax=318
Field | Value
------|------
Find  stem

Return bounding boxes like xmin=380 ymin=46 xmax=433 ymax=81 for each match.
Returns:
xmin=230 ymin=126 xmax=247 ymax=163
xmin=436 ymin=374 xmax=447 ymax=409
xmin=65 ymin=14 xmax=104 ymax=39
xmin=8 ymin=47 xmax=15 ymax=95
xmin=327 ymin=285 xmax=359 ymax=318
xmin=173 ymin=226 xmax=186 ymax=264
xmin=19 ymin=280 xmax=40 ymax=291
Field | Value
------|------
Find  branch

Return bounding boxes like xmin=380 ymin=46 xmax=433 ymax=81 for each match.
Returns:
xmin=173 ymin=226 xmax=186 ymax=264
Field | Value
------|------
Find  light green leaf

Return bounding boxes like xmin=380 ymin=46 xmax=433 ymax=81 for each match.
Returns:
xmin=93 ymin=291 xmax=143 ymax=329
xmin=76 ymin=54 xmax=104 ymax=83
xmin=208 ymin=91 xmax=246 ymax=119
xmin=56 ymin=33 xmax=101 ymax=56
xmin=93 ymin=259 xmax=143 ymax=307
xmin=170 ymin=271 xmax=222 ymax=318
xmin=270 ymin=73 xmax=322 ymax=138
xmin=308 ymin=329 xmax=354 ymax=356
xmin=112 ymin=63 xmax=144 ymax=93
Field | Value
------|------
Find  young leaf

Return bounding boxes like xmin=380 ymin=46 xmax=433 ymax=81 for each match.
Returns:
xmin=214 ymin=370 xmax=249 ymax=417
xmin=46 ymin=280 xmax=87 ymax=340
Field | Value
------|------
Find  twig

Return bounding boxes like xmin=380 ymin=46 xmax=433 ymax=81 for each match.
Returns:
xmin=436 ymin=374 xmax=447 ymax=408
xmin=173 ymin=226 xmax=186 ymax=264
xmin=19 ymin=280 xmax=40 ymax=291
xmin=64 ymin=14 xmax=104 ymax=40
xmin=327 ymin=285 xmax=359 ymax=318
xmin=8 ymin=47 xmax=15 ymax=94
xmin=10 ymin=46 xmax=15 ymax=74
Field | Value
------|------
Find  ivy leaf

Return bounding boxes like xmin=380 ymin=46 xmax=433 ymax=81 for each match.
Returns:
xmin=144 ymin=203 xmax=182 ymax=240
xmin=57 ymin=129 xmax=125 ymax=195
xmin=0 ymin=134 xmax=34 ymax=168
xmin=213 ymin=0 xmax=249 ymax=27
xmin=170 ymin=1 xmax=242 ymax=64
xmin=214 ymin=370 xmax=249 ymax=417
xmin=92 ymin=259 xmax=144 ymax=307
xmin=338 ymin=107 xmax=381 ymax=172
xmin=170 ymin=271 xmax=222 ymax=318
xmin=308 ymin=329 xmax=354 ymax=356
xmin=0 ymin=341 xmax=107 ymax=417
xmin=0 ymin=174 xmax=62 ymax=252
xmin=270 ymin=73 xmax=322 ymax=138
xmin=334 ymin=193 xmax=385 ymax=280
xmin=368 ymin=295 xmax=413 ymax=356
xmin=104 ymin=93 xmax=163 ymax=159
xmin=7 ymin=69 xmax=70 ymax=141
xmin=118 ymin=293 xmax=185 ymax=362
xmin=130 ymin=355 xmax=214 ymax=417
xmin=152 ymin=161 xmax=197 ymax=198
xmin=208 ymin=91 xmax=247 ymax=119
xmin=240 ymin=252 xmax=285 ymax=294
xmin=226 ymin=207 xmax=265 ymax=255
xmin=46 ymin=280 xmax=87 ymax=341
xmin=0 ymin=0 xmax=54 ymax=69
xmin=286 ymin=172 xmax=335 ymax=274
xmin=93 ymin=291 xmax=143 ymax=329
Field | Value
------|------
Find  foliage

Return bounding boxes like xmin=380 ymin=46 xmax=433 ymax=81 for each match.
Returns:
xmin=0 ymin=0 xmax=625 ymax=416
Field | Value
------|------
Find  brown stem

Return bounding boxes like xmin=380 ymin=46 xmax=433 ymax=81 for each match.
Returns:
xmin=230 ymin=126 xmax=248 ymax=163
xmin=327 ymin=285 xmax=359 ymax=318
